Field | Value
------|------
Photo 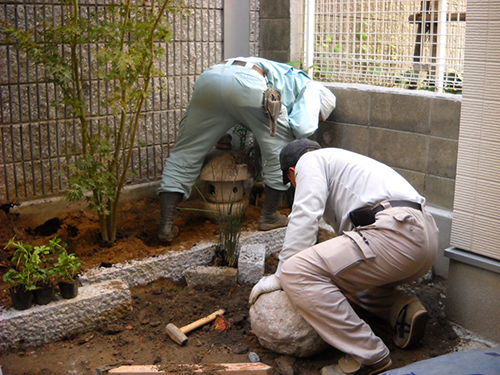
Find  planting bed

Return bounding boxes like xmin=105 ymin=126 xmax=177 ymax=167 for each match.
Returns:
xmin=0 ymin=196 xmax=491 ymax=374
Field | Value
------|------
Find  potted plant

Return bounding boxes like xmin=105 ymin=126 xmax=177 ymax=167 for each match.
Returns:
xmin=31 ymin=239 xmax=60 ymax=305
xmin=3 ymin=237 xmax=61 ymax=308
xmin=54 ymin=241 xmax=82 ymax=299
xmin=3 ymin=238 xmax=38 ymax=310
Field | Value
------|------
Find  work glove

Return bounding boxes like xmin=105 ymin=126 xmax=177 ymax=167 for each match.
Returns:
xmin=249 ymin=274 xmax=282 ymax=305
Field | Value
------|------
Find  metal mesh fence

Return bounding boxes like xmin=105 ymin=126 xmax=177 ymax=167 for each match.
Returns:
xmin=0 ymin=1 xmax=260 ymax=203
xmin=311 ymin=0 xmax=466 ymax=92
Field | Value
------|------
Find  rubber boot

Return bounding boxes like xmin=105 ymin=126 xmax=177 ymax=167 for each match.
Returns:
xmin=258 ymin=185 xmax=288 ymax=231
xmin=158 ymin=192 xmax=183 ymax=242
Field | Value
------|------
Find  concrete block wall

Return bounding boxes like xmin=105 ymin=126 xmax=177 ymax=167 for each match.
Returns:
xmin=315 ymin=83 xmax=461 ymax=278
xmin=316 ymin=83 xmax=461 ymax=212
xmin=259 ymin=0 xmax=304 ymax=64
xmin=259 ymin=0 xmax=291 ymax=62
xmin=0 ymin=1 xmax=246 ymax=203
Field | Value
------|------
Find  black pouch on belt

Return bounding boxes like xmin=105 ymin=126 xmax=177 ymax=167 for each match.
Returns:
xmin=264 ymin=87 xmax=281 ymax=137
xmin=349 ymin=206 xmax=376 ymax=227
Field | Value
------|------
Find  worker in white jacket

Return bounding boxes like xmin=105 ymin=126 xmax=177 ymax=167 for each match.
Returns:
xmin=249 ymin=139 xmax=439 ymax=375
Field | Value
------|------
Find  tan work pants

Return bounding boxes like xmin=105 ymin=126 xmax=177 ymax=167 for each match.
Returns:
xmin=280 ymin=206 xmax=439 ymax=365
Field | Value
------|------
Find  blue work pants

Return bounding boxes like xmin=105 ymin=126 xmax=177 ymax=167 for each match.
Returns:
xmin=159 ymin=63 xmax=296 ymax=200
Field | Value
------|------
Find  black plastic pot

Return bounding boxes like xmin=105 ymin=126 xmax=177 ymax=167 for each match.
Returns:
xmin=10 ymin=288 xmax=33 ymax=310
xmin=59 ymin=279 xmax=79 ymax=299
xmin=33 ymin=286 xmax=54 ymax=305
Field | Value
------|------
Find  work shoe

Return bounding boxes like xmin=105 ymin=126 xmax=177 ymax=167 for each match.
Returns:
xmin=321 ymin=354 xmax=392 ymax=375
xmin=258 ymin=211 xmax=288 ymax=231
xmin=393 ymin=300 xmax=428 ymax=349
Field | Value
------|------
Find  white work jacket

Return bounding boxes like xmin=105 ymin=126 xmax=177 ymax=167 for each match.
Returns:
xmin=276 ymin=148 xmax=425 ymax=276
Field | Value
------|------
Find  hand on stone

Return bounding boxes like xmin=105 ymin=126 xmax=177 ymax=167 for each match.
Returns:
xmin=249 ymin=274 xmax=282 ymax=305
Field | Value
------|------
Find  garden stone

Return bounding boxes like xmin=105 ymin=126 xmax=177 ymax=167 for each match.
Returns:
xmin=238 ymin=243 xmax=266 ymax=285
xmin=275 ymin=355 xmax=297 ymax=375
xmin=184 ymin=265 xmax=237 ymax=288
xmin=249 ymin=290 xmax=329 ymax=357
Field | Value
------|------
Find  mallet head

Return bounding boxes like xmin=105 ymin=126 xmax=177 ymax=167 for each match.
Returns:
xmin=166 ymin=323 xmax=188 ymax=346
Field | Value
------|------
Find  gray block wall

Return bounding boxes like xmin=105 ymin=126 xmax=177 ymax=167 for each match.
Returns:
xmin=315 ymin=83 xmax=461 ymax=278
xmin=316 ymin=83 xmax=460 ymax=212
xmin=259 ymin=0 xmax=305 ymax=64
xmin=259 ymin=0 xmax=292 ymax=63
xmin=0 ymin=1 xmax=256 ymax=203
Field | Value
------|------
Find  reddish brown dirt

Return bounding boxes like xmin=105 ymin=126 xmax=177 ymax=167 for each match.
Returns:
xmin=0 ymin=196 xmax=461 ymax=375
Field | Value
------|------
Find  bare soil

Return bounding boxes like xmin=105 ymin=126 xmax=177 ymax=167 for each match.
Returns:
xmin=0 ymin=196 xmax=461 ymax=375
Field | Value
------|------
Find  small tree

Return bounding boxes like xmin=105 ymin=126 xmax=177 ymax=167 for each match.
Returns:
xmin=1 ymin=0 xmax=186 ymax=245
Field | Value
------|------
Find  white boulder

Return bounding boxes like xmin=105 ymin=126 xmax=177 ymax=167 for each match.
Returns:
xmin=249 ymin=290 xmax=329 ymax=357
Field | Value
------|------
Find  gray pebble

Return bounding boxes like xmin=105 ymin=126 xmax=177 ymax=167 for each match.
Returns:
xmin=233 ymin=344 xmax=249 ymax=354
xmin=248 ymin=352 xmax=260 ymax=363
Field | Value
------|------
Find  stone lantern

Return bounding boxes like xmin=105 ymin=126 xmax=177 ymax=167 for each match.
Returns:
xmin=199 ymin=134 xmax=256 ymax=218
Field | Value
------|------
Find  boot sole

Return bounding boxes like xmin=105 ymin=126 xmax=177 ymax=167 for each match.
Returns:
xmin=397 ymin=310 xmax=428 ymax=349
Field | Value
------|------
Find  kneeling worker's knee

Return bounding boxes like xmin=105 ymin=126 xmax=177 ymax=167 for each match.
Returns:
xmin=278 ymin=258 xmax=300 ymax=290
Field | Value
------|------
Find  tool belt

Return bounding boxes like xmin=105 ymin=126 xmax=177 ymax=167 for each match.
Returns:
xmin=264 ymin=87 xmax=281 ymax=137
xmin=349 ymin=200 xmax=422 ymax=227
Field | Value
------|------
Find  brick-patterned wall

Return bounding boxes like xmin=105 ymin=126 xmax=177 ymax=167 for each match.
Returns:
xmin=0 ymin=0 xmax=263 ymax=203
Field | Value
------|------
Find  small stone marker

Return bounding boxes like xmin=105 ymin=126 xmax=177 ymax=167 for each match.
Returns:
xmin=237 ymin=243 xmax=266 ymax=285
xmin=184 ymin=266 xmax=237 ymax=287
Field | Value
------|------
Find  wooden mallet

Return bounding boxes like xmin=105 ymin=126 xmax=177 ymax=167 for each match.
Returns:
xmin=166 ymin=308 xmax=225 ymax=346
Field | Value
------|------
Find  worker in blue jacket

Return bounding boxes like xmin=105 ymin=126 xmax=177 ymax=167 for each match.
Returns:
xmin=158 ymin=57 xmax=337 ymax=241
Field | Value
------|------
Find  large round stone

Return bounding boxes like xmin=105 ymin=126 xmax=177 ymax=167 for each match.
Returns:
xmin=249 ymin=290 xmax=329 ymax=357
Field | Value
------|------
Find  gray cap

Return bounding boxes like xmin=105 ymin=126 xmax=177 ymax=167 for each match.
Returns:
xmin=280 ymin=139 xmax=321 ymax=184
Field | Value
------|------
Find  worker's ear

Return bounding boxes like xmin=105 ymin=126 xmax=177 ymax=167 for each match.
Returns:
xmin=288 ymin=167 xmax=297 ymax=187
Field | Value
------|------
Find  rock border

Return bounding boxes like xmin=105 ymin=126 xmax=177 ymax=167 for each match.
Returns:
xmin=0 ymin=279 xmax=131 ymax=351
xmin=0 ymin=228 xmax=286 ymax=351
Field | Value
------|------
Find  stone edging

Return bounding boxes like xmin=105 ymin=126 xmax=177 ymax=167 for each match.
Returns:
xmin=0 ymin=228 xmax=287 ymax=351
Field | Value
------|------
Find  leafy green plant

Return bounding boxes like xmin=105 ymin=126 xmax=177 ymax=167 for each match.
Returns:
xmin=395 ymin=70 xmax=463 ymax=94
xmin=54 ymin=243 xmax=82 ymax=284
xmin=179 ymin=176 xmax=248 ymax=268
xmin=180 ymin=187 xmax=246 ymax=268
xmin=1 ymin=0 xmax=186 ymax=245
xmin=3 ymin=237 xmax=61 ymax=291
